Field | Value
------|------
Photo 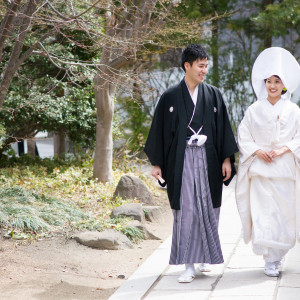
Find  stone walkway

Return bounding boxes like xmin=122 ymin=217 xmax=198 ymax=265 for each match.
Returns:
xmin=109 ymin=180 xmax=300 ymax=300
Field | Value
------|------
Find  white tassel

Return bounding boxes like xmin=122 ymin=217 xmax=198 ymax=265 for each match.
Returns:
xmin=187 ymin=134 xmax=207 ymax=146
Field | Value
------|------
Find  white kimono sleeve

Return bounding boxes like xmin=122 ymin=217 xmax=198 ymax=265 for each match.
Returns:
xmin=235 ymin=109 xmax=260 ymax=244
xmin=285 ymin=106 xmax=300 ymax=161
xmin=284 ymin=106 xmax=300 ymax=243
xmin=237 ymin=109 xmax=261 ymax=165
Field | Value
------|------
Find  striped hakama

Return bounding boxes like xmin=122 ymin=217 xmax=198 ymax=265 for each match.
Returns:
xmin=169 ymin=142 xmax=224 ymax=265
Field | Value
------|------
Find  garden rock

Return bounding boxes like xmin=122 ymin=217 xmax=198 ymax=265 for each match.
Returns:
xmin=114 ymin=175 xmax=155 ymax=205
xmin=73 ymin=230 xmax=133 ymax=250
xmin=143 ymin=206 xmax=164 ymax=222
xmin=127 ymin=220 xmax=161 ymax=240
xmin=111 ymin=203 xmax=145 ymax=222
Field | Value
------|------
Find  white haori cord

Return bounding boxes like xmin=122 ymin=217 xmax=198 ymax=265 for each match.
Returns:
xmin=187 ymin=101 xmax=207 ymax=146
xmin=187 ymin=125 xmax=207 ymax=146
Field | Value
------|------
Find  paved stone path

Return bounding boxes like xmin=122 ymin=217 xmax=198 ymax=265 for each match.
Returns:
xmin=109 ymin=180 xmax=300 ymax=300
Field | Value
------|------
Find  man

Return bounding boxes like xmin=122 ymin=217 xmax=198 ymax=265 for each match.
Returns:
xmin=144 ymin=44 xmax=238 ymax=283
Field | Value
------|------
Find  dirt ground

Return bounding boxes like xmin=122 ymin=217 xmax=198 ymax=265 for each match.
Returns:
xmin=0 ymin=191 xmax=173 ymax=300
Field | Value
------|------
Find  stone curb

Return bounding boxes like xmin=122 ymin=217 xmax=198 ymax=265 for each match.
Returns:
xmin=108 ymin=236 xmax=172 ymax=300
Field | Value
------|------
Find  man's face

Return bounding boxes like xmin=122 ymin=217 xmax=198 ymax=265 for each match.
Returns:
xmin=184 ymin=58 xmax=208 ymax=84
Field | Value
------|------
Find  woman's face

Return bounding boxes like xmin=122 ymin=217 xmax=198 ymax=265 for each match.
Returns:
xmin=265 ymin=75 xmax=284 ymax=101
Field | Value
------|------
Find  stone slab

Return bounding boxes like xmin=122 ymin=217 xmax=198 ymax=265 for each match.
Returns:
xmin=280 ymin=273 xmax=300 ymax=287
xmin=282 ymin=260 xmax=300 ymax=273
xmin=221 ymin=244 xmax=236 ymax=262
xmin=109 ymin=273 xmax=159 ymax=300
xmin=212 ymin=279 xmax=278 ymax=297
xmin=153 ymin=273 xmax=218 ymax=291
xmin=221 ymin=268 xmax=277 ymax=281
xmin=284 ymin=244 xmax=300 ymax=261
xmin=165 ymin=264 xmax=224 ymax=276
xmin=219 ymin=234 xmax=241 ymax=245
xmin=145 ymin=290 xmax=210 ymax=300
xmin=108 ymin=180 xmax=300 ymax=300
xmin=210 ymin=296 xmax=273 ymax=300
xmin=233 ymin=246 xmax=257 ymax=256
xmin=276 ymin=287 xmax=300 ymax=300
xmin=108 ymin=237 xmax=171 ymax=300
xmin=227 ymin=255 xmax=264 ymax=269
xmin=221 ymin=188 xmax=234 ymax=201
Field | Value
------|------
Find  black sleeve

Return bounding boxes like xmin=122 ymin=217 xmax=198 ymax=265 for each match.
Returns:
xmin=216 ymin=89 xmax=239 ymax=186
xmin=221 ymin=97 xmax=238 ymax=161
xmin=144 ymin=95 xmax=165 ymax=169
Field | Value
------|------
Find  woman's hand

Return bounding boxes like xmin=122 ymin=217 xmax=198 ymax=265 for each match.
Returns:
xmin=255 ymin=149 xmax=273 ymax=163
xmin=268 ymin=146 xmax=290 ymax=159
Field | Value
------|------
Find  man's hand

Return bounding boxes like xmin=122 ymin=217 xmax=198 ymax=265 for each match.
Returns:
xmin=222 ymin=157 xmax=231 ymax=182
xmin=268 ymin=146 xmax=290 ymax=159
xmin=255 ymin=149 xmax=273 ymax=163
xmin=151 ymin=165 xmax=162 ymax=181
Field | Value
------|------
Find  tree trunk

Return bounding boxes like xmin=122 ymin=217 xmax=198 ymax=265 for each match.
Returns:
xmin=0 ymin=0 xmax=21 ymax=64
xmin=91 ymin=0 xmax=170 ymax=183
xmin=54 ymin=131 xmax=66 ymax=157
xmin=27 ymin=138 xmax=36 ymax=157
xmin=0 ymin=0 xmax=39 ymax=107
xmin=263 ymin=0 xmax=274 ymax=48
xmin=93 ymin=74 xmax=116 ymax=182
xmin=211 ymin=18 xmax=219 ymax=86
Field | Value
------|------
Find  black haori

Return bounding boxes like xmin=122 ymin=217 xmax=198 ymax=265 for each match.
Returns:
xmin=169 ymin=143 xmax=224 ymax=265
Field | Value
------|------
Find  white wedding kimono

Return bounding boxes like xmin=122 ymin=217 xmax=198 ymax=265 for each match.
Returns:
xmin=236 ymin=98 xmax=300 ymax=262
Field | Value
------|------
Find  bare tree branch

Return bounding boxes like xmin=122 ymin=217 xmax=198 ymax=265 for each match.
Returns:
xmin=45 ymin=0 xmax=103 ymax=21
xmin=152 ymin=0 xmax=175 ymax=31
xmin=0 ymin=0 xmax=22 ymax=63
xmin=0 ymin=0 xmax=40 ymax=106
xmin=18 ymin=28 xmax=56 ymax=65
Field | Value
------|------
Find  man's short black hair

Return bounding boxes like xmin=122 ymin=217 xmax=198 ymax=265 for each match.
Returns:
xmin=181 ymin=44 xmax=209 ymax=72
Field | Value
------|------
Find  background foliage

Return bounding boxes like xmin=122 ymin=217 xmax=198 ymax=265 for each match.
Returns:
xmin=0 ymin=0 xmax=300 ymax=236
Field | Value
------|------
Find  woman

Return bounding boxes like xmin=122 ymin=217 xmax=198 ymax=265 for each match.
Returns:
xmin=236 ymin=47 xmax=300 ymax=277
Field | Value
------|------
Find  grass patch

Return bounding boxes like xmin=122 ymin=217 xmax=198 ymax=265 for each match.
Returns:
xmin=0 ymin=187 xmax=92 ymax=232
xmin=0 ymin=154 xmax=160 ymax=240
xmin=122 ymin=226 xmax=144 ymax=243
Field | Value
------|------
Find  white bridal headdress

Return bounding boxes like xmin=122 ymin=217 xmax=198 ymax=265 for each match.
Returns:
xmin=251 ymin=47 xmax=300 ymax=100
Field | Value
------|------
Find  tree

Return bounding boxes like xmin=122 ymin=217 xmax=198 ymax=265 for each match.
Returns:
xmin=0 ymin=4 xmax=94 ymax=101
xmin=92 ymin=0 xmax=211 ymax=182
xmin=0 ymin=1 xmax=99 ymax=156
xmin=176 ymin=0 xmax=238 ymax=86
xmin=254 ymin=0 xmax=300 ymax=55
xmin=0 ymin=0 xmax=212 ymax=182
xmin=0 ymin=81 xmax=96 ymax=156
